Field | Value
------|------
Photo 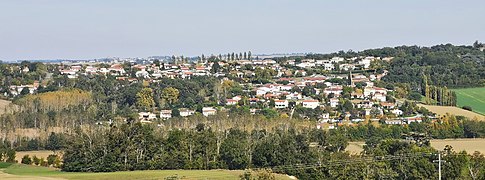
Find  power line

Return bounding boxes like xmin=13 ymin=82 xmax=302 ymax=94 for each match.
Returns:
xmin=253 ymin=152 xmax=468 ymax=178
xmin=267 ymin=153 xmax=434 ymax=171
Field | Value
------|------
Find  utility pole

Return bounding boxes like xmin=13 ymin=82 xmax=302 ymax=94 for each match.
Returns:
xmin=433 ymin=151 xmax=445 ymax=180
xmin=438 ymin=153 xmax=441 ymax=180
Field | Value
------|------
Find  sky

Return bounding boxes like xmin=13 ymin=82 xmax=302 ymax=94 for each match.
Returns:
xmin=0 ymin=0 xmax=484 ymax=61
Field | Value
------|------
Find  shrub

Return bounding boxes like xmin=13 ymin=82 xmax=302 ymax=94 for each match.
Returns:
xmin=40 ymin=157 xmax=49 ymax=167
xmin=6 ymin=149 xmax=16 ymax=163
xmin=33 ymin=155 xmax=41 ymax=165
xmin=47 ymin=154 xmax=61 ymax=168
xmin=21 ymin=155 xmax=32 ymax=165
xmin=463 ymin=106 xmax=473 ymax=111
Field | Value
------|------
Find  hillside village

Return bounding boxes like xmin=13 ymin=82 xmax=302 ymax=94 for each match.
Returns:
xmin=2 ymin=53 xmax=436 ymax=129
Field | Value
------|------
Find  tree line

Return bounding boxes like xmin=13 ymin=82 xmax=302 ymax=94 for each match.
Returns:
xmin=421 ymin=74 xmax=457 ymax=106
xmin=59 ymin=116 xmax=485 ymax=179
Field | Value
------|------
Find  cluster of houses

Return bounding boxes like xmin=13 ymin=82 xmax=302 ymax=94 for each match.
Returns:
xmin=8 ymin=55 xmax=436 ymax=129
xmin=8 ymin=81 xmax=40 ymax=96
xmin=52 ymin=56 xmax=390 ymax=81
xmin=138 ymin=107 xmax=217 ymax=122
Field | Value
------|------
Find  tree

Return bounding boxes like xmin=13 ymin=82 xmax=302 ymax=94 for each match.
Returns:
xmin=153 ymin=59 xmax=160 ymax=66
xmin=161 ymin=87 xmax=180 ymax=107
xmin=261 ymin=108 xmax=278 ymax=119
xmin=46 ymin=132 xmax=65 ymax=153
xmin=47 ymin=154 xmax=59 ymax=166
xmin=342 ymin=100 xmax=353 ymax=111
xmin=20 ymin=87 xmax=30 ymax=95
xmin=473 ymin=40 xmax=481 ymax=48
xmin=408 ymin=92 xmax=422 ymax=101
xmin=220 ymin=129 xmax=249 ymax=169
xmin=136 ymin=88 xmax=155 ymax=111
xmin=6 ymin=149 xmax=16 ymax=163
xmin=21 ymin=155 xmax=32 ymax=165
xmin=211 ymin=61 xmax=221 ymax=73
xmin=468 ymin=151 xmax=485 ymax=180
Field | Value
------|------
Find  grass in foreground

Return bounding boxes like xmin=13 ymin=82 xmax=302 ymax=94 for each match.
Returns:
xmin=454 ymin=87 xmax=485 ymax=115
xmin=3 ymin=164 xmax=290 ymax=180
xmin=0 ymin=162 xmax=12 ymax=168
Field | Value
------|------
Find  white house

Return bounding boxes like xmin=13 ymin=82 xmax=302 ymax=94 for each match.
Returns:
xmin=85 ymin=66 xmax=98 ymax=74
xmin=391 ymin=109 xmax=403 ymax=116
xmin=385 ymin=120 xmax=404 ymax=125
xmin=301 ymin=100 xmax=320 ymax=109
xmin=339 ymin=64 xmax=355 ymax=71
xmin=139 ymin=112 xmax=157 ymax=122
xmin=324 ymin=87 xmax=343 ymax=96
xmin=202 ymin=107 xmax=217 ymax=116
xmin=364 ymin=87 xmax=387 ymax=97
xmin=330 ymin=57 xmax=344 ymax=63
xmin=256 ymin=87 xmax=271 ymax=96
xmin=160 ymin=110 xmax=172 ymax=119
xmin=359 ymin=57 xmax=374 ymax=69
xmin=135 ymin=70 xmax=150 ymax=78
xmin=406 ymin=117 xmax=423 ymax=124
xmin=274 ymin=99 xmax=289 ymax=109
xmin=286 ymin=92 xmax=303 ymax=100
xmin=108 ymin=64 xmax=126 ymax=75
xmin=179 ymin=108 xmax=195 ymax=117
xmin=296 ymin=62 xmax=315 ymax=68
xmin=226 ymin=99 xmax=238 ymax=106
xmin=373 ymin=92 xmax=387 ymax=102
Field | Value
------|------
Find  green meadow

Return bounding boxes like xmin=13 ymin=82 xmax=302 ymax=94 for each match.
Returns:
xmin=454 ymin=87 xmax=485 ymax=115
xmin=0 ymin=163 xmax=290 ymax=180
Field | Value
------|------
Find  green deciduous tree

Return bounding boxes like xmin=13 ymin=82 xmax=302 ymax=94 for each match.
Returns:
xmin=136 ymin=88 xmax=155 ymax=111
xmin=161 ymin=87 xmax=180 ymax=107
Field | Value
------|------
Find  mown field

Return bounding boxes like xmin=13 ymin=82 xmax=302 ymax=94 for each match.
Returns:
xmin=454 ymin=87 xmax=485 ymax=115
xmin=418 ymin=104 xmax=485 ymax=120
xmin=347 ymin=138 xmax=485 ymax=154
xmin=0 ymin=163 xmax=292 ymax=180
xmin=15 ymin=151 xmax=56 ymax=163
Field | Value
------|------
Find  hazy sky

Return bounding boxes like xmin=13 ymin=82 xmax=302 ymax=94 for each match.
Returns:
xmin=0 ymin=0 xmax=484 ymax=60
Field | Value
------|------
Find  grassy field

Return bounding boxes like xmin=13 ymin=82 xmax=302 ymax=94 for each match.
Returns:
xmin=346 ymin=141 xmax=365 ymax=155
xmin=347 ymin=138 xmax=485 ymax=154
xmin=15 ymin=151 xmax=57 ymax=163
xmin=454 ymin=87 xmax=485 ymax=115
xmin=430 ymin=138 xmax=485 ymax=153
xmin=0 ymin=163 xmax=291 ymax=180
xmin=418 ymin=104 xmax=485 ymax=120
